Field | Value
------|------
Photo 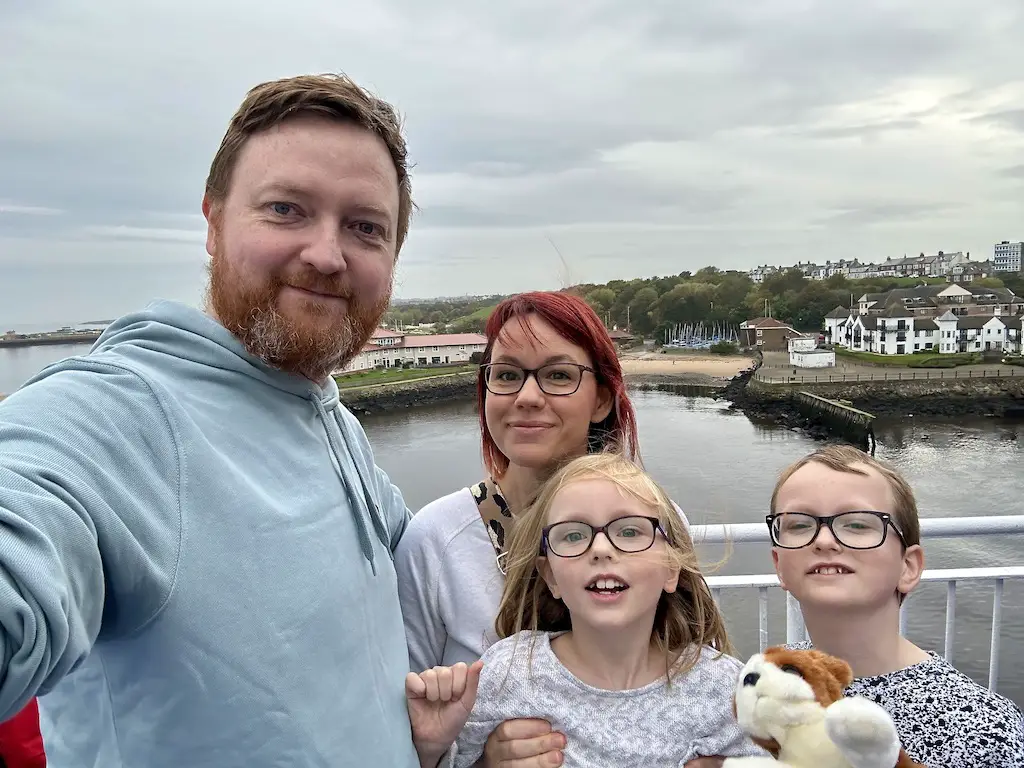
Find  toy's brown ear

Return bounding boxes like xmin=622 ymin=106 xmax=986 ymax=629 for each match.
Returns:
xmin=822 ymin=655 xmax=853 ymax=689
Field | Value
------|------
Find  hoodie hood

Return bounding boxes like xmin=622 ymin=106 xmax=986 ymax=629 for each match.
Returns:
xmin=93 ymin=299 xmax=387 ymax=571
xmin=93 ymin=299 xmax=341 ymax=409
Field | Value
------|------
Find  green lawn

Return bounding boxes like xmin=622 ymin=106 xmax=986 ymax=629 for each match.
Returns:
xmin=835 ymin=348 xmax=981 ymax=368
xmin=334 ymin=365 xmax=476 ymax=389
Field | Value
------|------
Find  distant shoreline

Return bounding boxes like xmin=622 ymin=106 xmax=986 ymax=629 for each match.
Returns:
xmin=0 ymin=332 xmax=101 ymax=349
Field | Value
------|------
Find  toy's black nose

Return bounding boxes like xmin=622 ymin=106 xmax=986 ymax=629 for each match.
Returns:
xmin=742 ymin=672 xmax=760 ymax=687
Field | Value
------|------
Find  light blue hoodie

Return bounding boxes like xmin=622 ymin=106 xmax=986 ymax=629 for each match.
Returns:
xmin=0 ymin=300 xmax=419 ymax=767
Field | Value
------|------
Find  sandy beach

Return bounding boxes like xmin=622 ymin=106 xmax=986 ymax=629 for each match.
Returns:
xmin=619 ymin=354 xmax=755 ymax=380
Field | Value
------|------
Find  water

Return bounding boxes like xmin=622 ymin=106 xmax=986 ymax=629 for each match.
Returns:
xmin=358 ymin=393 xmax=1024 ymax=704
xmin=0 ymin=344 xmax=97 ymax=395
xmin=3 ymin=345 xmax=1023 ymax=702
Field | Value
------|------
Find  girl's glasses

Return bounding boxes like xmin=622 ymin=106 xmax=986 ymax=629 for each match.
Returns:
xmin=541 ymin=515 xmax=666 ymax=558
xmin=766 ymin=511 xmax=907 ymax=550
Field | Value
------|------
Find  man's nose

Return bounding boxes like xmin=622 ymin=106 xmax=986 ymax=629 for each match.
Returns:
xmin=301 ymin=222 xmax=348 ymax=274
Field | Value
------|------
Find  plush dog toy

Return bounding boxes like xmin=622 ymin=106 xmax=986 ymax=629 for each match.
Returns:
xmin=721 ymin=647 xmax=924 ymax=768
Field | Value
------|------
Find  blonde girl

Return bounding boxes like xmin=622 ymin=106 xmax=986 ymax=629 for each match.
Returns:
xmin=407 ymin=453 xmax=767 ymax=767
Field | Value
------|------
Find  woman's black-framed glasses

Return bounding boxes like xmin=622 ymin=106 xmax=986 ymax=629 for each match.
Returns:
xmin=541 ymin=515 xmax=666 ymax=558
xmin=480 ymin=362 xmax=595 ymax=396
xmin=766 ymin=511 xmax=907 ymax=550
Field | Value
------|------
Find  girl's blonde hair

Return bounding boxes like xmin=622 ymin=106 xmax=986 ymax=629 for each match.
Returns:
xmin=494 ymin=451 xmax=733 ymax=679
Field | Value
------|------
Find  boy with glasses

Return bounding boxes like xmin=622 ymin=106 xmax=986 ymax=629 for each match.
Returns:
xmin=769 ymin=444 xmax=1023 ymax=767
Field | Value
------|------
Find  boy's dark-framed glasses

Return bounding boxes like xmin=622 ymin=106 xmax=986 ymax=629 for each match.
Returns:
xmin=541 ymin=515 xmax=666 ymax=558
xmin=480 ymin=362 xmax=595 ymax=396
xmin=766 ymin=511 xmax=907 ymax=550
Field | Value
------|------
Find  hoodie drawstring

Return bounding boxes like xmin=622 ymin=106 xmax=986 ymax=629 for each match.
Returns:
xmin=336 ymin=424 xmax=392 ymax=555
xmin=311 ymin=396 xmax=386 ymax=576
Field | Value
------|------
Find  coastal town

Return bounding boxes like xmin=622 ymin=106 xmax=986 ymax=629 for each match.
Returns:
xmin=5 ymin=237 xmax=1024 ymax=430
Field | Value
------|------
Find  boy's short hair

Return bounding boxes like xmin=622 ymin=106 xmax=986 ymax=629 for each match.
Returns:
xmin=770 ymin=444 xmax=921 ymax=548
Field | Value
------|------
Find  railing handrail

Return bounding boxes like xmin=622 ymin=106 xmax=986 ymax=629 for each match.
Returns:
xmin=752 ymin=366 xmax=1024 ymax=383
xmin=706 ymin=565 xmax=1024 ymax=588
xmin=689 ymin=514 xmax=1024 ymax=545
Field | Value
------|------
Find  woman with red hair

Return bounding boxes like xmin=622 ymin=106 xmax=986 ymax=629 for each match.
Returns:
xmin=396 ymin=291 xmax=684 ymax=766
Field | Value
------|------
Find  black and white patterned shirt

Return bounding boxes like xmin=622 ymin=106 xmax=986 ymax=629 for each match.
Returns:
xmin=790 ymin=642 xmax=1024 ymax=767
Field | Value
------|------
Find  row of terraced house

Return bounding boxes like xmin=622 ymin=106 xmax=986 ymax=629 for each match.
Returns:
xmin=749 ymin=242 xmax=1024 ymax=284
xmin=822 ymin=282 xmax=1024 ymax=355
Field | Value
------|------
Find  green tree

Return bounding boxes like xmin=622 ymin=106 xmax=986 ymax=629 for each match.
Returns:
xmin=627 ymin=287 xmax=660 ymax=336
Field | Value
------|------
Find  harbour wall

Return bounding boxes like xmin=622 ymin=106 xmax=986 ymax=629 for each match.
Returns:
xmin=339 ymin=372 xmax=477 ymax=415
xmin=744 ymin=376 xmax=1024 ymax=417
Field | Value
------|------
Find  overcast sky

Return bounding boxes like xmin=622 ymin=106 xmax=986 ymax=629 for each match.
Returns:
xmin=2 ymin=0 xmax=1023 ymax=320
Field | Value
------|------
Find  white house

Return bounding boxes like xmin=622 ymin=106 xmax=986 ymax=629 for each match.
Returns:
xmin=338 ymin=329 xmax=487 ymax=374
xmin=825 ymin=306 xmax=1022 ymax=357
xmin=934 ymin=312 xmax=1023 ymax=354
xmin=788 ymin=336 xmax=818 ymax=352
xmin=791 ymin=349 xmax=836 ymax=368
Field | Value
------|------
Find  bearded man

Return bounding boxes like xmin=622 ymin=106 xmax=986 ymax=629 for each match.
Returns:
xmin=0 ymin=73 xmax=439 ymax=768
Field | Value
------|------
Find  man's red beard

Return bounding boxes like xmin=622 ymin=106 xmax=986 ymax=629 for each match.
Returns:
xmin=206 ymin=249 xmax=391 ymax=382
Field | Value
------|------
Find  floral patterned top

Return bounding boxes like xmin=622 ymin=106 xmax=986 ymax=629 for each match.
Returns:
xmin=790 ymin=642 xmax=1024 ymax=767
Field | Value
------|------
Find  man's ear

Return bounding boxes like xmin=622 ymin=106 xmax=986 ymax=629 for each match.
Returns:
xmin=202 ymin=194 xmax=220 ymax=258
xmin=537 ymin=556 xmax=560 ymax=599
xmin=898 ymin=544 xmax=925 ymax=598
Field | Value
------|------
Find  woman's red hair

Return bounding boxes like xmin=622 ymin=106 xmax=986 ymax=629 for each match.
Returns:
xmin=477 ymin=291 xmax=641 ymax=478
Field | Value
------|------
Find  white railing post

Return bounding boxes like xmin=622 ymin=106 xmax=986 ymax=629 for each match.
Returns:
xmin=758 ymin=587 xmax=769 ymax=653
xmin=989 ymin=579 xmax=1004 ymax=692
xmin=785 ymin=592 xmax=806 ymax=644
xmin=944 ymin=581 xmax=957 ymax=663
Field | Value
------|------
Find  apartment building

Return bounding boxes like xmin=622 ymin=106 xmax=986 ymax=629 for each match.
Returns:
xmin=993 ymin=241 xmax=1024 ymax=273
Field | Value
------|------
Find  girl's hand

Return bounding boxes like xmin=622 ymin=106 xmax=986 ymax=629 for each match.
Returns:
xmin=407 ymin=660 xmax=483 ymax=767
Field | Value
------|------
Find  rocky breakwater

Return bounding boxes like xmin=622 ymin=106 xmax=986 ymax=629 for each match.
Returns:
xmin=339 ymin=372 xmax=477 ymax=415
xmin=718 ymin=367 xmax=835 ymax=440
xmin=770 ymin=375 xmax=1024 ymax=418
xmin=722 ymin=368 xmax=1024 ymax=441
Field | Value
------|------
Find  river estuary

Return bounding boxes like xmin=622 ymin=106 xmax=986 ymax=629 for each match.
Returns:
xmin=2 ymin=345 xmax=1023 ymax=703
xmin=359 ymin=392 xmax=1024 ymax=705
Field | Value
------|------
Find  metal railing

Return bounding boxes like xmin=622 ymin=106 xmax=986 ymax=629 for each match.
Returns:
xmin=754 ymin=366 xmax=1024 ymax=384
xmin=691 ymin=514 xmax=1024 ymax=692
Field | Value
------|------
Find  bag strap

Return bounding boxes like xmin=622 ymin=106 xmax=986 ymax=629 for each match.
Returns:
xmin=469 ymin=477 xmax=514 ymax=575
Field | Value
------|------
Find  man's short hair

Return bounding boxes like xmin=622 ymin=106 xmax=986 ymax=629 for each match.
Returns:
xmin=770 ymin=444 xmax=921 ymax=548
xmin=205 ymin=73 xmax=413 ymax=252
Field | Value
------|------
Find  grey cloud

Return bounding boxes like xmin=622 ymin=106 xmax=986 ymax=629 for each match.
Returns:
xmin=1000 ymin=164 xmax=1024 ymax=179
xmin=0 ymin=203 xmax=63 ymax=215
xmin=813 ymin=202 xmax=958 ymax=228
xmin=801 ymin=119 xmax=925 ymax=141
xmin=0 ymin=0 xmax=1022 ymax=304
xmin=969 ymin=108 xmax=1024 ymax=132
xmin=80 ymin=225 xmax=206 ymax=243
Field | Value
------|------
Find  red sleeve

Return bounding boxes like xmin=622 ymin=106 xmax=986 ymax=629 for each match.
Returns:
xmin=0 ymin=699 xmax=47 ymax=768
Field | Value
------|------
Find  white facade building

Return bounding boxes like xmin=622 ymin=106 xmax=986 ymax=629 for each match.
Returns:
xmin=338 ymin=329 xmax=487 ymax=374
xmin=791 ymin=349 xmax=835 ymax=368
xmin=993 ymin=241 xmax=1023 ymax=273
xmin=827 ymin=308 xmax=1022 ymax=356
xmin=788 ymin=336 xmax=818 ymax=352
